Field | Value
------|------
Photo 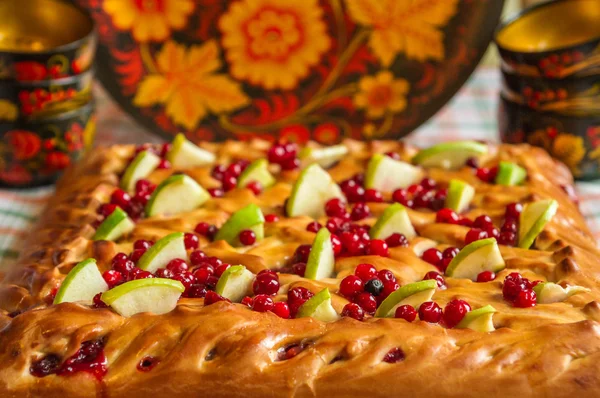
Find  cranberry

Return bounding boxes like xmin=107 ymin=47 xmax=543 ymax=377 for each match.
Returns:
xmin=395 ymin=305 xmax=417 ymax=322
xmin=422 ymin=248 xmax=442 ymax=267
xmin=291 ymin=262 xmax=306 ymax=277
xmin=498 ymin=231 xmax=516 ymax=246
xmin=325 ymin=217 xmax=346 ymax=234
xmin=239 ymin=230 xmax=256 ymax=246
xmin=408 ymin=184 xmax=423 ymax=196
xmin=325 ymin=198 xmax=347 ymax=218
xmin=265 ymin=213 xmax=279 ymax=223
xmin=227 ymin=163 xmax=243 ymax=177
xmin=193 ymin=266 xmax=213 ymax=284
xmin=438 ymin=257 xmax=452 ymax=273
xmin=287 ymin=287 xmax=314 ymax=317
xmin=330 ymin=234 xmax=342 ymax=255
xmin=385 ymin=151 xmax=401 ymax=160
xmin=110 ymin=189 xmax=131 ymax=209
xmin=351 ymin=173 xmax=365 ymax=185
xmin=420 ymin=177 xmax=437 ymax=189
xmin=436 ymin=208 xmax=460 ymax=224
xmin=486 ymin=226 xmax=500 ymax=239
xmin=477 ymin=270 xmax=496 ymax=282
xmin=339 ymin=275 xmax=364 ymax=298
xmin=157 ymin=159 xmax=171 ymax=169
xmin=344 ymin=238 xmax=366 ymax=256
xmin=102 ymin=270 xmax=124 ymax=288
xmin=378 ymin=269 xmax=396 ymax=284
xmin=341 ymin=303 xmax=364 ymax=321
xmin=195 ymin=222 xmax=216 ymax=238
xmin=423 ymin=271 xmax=446 ymax=289
xmin=442 ymin=247 xmax=459 ymax=259
xmin=166 ymin=258 xmax=189 ymax=274
xmin=340 ymin=231 xmax=360 ymax=248
xmin=271 ymin=301 xmax=290 ymax=318
xmin=465 ymin=157 xmax=479 ymax=168
xmin=294 ymin=244 xmax=312 ymax=263
xmin=211 ymin=165 xmax=226 ymax=181
xmin=430 ymin=189 xmax=447 ymax=211
xmin=306 ymin=221 xmax=322 ymax=233
xmin=222 ymin=174 xmax=237 ymax=191
xmin=385 ymin=233 xmax=408 ymax=248
xmin=30 ymin=354 xmax=61 ymax=377
xmin=97 ymin=203 xmax=117 ymax=218
xmin=505 ymin=202 xmax=523 ymax=220
xmin=133 ymin=239 xmax=152 ymax=250
xmin=442 ymin=299 xmax=471 ymax=328
xmin=253 ymin=272 xmax=280 ymax=296
xmin=350 ymin=202 xmax=370 ymax=221
xmin=206 ymin=256 xmax=223 ymax=267
xmin=130 ymin=249 xmax=146 ymax=263
xmin=241 ymin=296 xmax=254 ymax=308
xmin=155 ymin=268 xmax=173 ymax=279
xmin=268 ymin=143 xmax=296 ymax=164
xmin=364 ymin=278 xmax=384 ymax=296
xmin=366 ymin=239 xmax=389 ymax=257
xmin=245 ymin=181 xmax=262 ymax=195
xmin=458 ymin=217 xmax=474 ymax=227
xmin=112 ymin=254 xmax=135 ymax=274
xmin=381 ymin=281 xmax=399 ymax=300
xmin=92 ymin=293 xmax=108 ymax=309
xmin=476 ymin=167 xmax=498 ymax=183
xmin=501 ymin=219 xmax=518 ymax=233
xmin=418 ymin=301 xmax=442 ymax=323
xmin=190 ymin=250 xmax=207 ymax=265
xmin=208 ymin=187 xmax=224 ymax=198
xmin=465 ymin=228 xmax=488 ymax=244
xmin=392 ymin=189 xmax=408 ymax=204
xmin=413 ymin=190 xmax=434 ymax=209
xmin=502 ymin=275 xmax=527 ymax=301
xmin=354 ymin=292 xmax=377 ymax=314
xmin=473 ymin=215 xmax=494 ymax=229
xmin=252 ymin=294 xmax=274 ymax=312
xmin=184 ymin=233 xmax=199 ymax=250
xmin=172 ymin=271 xmax=195 ymax=290
xmin=131 ymin=269 xmax=153 ymax=280
xmin=344 ymin=184 xmax=365 ymax=203
xmin=214 ymin=263 xmax=231 ymax=277
xmin=364 ymin=189 xmax=383 ymax=202
xmin=354 ymin=263 xmax=377 ymax=282
xmin=281 ymin=157 xmax=300 ymax=170
xmin=204 ymin=291 xmax=230 ymax=305
xmin=186 ymin=284 xmax=208 ymax=298
xmin=514 ymin=289 xmax=537 ymax=308
xmin=382 ymin=347 xmax=405 ymax=363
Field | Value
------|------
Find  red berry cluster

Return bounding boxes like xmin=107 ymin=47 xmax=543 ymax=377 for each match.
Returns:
xmin=475 ymin=166 xmax=498 ymax=183
xmin=392 ymin=178 xmax=447 ymax=211
xmin=211 ymin=159 xmax=251 ymax=193
xmin=537 ymin=51 xmax=584 ymax=79
xmin=502 ymin=272 xmax=539 ymax=308
xmin=323 ymin=198 xmax=372 ymax=222
xmin=134 ymin=143 xmax=172 ymax=170
xmin=339 ymin=173 xmax=369 ymax=203
xmin=194 ymin=222 xmax=219 ymax=241
xmin=421 ymin=246 xmax=459 ymax=273
xmin=497 ymin=203 xmax=522 ymax=246
xmin=435 ymin=208 xmax=473 ymax=227
xmin=267 ymin=141 xmax=300 ymax=170
xmin=464 ymin=214 xmax=499 ymax=245
xmin=98 ymin=179 xmax=158 ymax=223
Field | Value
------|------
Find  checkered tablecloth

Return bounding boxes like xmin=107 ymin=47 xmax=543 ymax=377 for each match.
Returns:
xmin=0 ymin=67 xmax=598 ymax=265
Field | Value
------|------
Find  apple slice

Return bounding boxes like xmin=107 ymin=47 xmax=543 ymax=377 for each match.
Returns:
xmin=445 ymin=179 xmax=475 ymax=213
xmin=518 ymin=199 xmax=559 ymax=249
xmin=101 ymin=278 xmax=184 ymax=317
xmin=93 ymin=207 xmax=135 ymax=241
xmin=166 ymin=133 xmax=215 ymax=168
xmin=305 ymin=228 xmax=335 ymax=280
xmin=296 ymin=288 xmax=339 ymax=322
xmin=138 ymin=232 xmax=188 ymax=273
xmin=120 ymin=150 xmax=161 ymax=193
xmin=495 ymin=161 xmax=527 ymax=186
xmin=54 ymin=259 xmax=109 ymax=304
xmin=533 ymin=282 xmax=589 ymax=304
xmin=445 ymin=238 xmax=505 ymax=281
xmin=214 ymin=265 xmax=255 ymax=302
xmin=412 ymin=141 xmax=488 ymax=170
xmin=286 ymin=163 xmax=344 ymax=219
xmin=299 ymin=145 xmax=348 ymax=168
xmin=365 ymin=154 xmax=424 ymax=192
xmin=237 ymin=159 xmax=275 ymax=190
xmin=375 ymin=279 xmax=437 ymax=318
xmin=145 ymin=174 xmax=210 ymax=217
xmin=214 ymin=203 xmax=265 ymax=245
xmin=456 ymin=305 xmax=496 ymax=332
xmin=369 ymin=203 xmax=416 ymax=240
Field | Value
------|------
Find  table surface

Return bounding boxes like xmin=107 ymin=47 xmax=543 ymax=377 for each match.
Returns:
xmin=0 ymin=67 xmax=598 ymax=266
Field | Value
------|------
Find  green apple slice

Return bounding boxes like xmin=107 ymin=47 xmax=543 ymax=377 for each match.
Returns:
xmin=365 ymin=154 xmax=424 ymax=192
xmin=297 ymin=288 xmax=339 ymax=322
xmin=120 ymin=150 xmax=161 ymax=193
xmin=445 ymin=179 xmax=475 ymax=213
xmin=286 ymin=163 xmax=344 ymax=219
xmin=214 ymin=265 xmax=255 ymax=302
xmin=145 ymin=174 xmax=210 ymax=217
xmin=299 ymin=145 xmax=348 ymax=168
xmin=214 ymin=203 xmax=265 ymax=245
xmin=305 ymin=228 xmax=335 ymax=280
xmin=456 ymin=305 xmax=496 ymax=332
xmin=533 ymin=282 xmax=590 ymax=304
xmin=370 ymin=203 xmax=416 ymax=240
xmin=93 ymin=207 xmax=135 ymax=241
xmin=518 ymin=199 xmax=559 ymax=249
xmin=375 ymin=279 xmax=437 ymax=318
xmin=166 ymin=133 xmax=215 ymax=168
xmin=101 ymin=278 xmax=184 ymax=317
xmin=54 ymin=259 xmax=108 ymax=304
xmin=412 ymin=141 xmax=488 ymax=170
xmin=138 ymin=232 xmax=188 ymax=273
xmin=445 ymin=238 xmax=505 ymax=281
xmin=495 ymin=161 xmax=527 ymax=186
xmin=237 ymin=159 xmax=275 ymax=190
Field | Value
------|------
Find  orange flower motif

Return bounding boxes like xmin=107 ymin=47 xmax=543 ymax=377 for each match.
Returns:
xmin=103 ymin=0 xmax=194 ymax=42
xmin=219 ymin=0 xmax=331 ymax=90
xmin=345 ymin=0 xmax=458 ymax=66
xmin=134 ymin=40 xmax=249 ymax=130
xmin=354 ymin=71 xmax=409 ymax=119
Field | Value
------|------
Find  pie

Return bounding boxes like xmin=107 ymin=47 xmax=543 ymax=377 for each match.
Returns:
xmin=1 ymin=137 xmax=599 ymax=397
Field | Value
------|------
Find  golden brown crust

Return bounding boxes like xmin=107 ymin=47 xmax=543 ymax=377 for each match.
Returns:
xmin=1 ymin=139 xmax=600 ymax=397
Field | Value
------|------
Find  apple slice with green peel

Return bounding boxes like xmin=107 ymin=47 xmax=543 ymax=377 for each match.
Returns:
xmin=297 ymin=288 xmax=339 ymax=322
xmin=533 ymin=282 xmax=589 ymax=304
xmin=214 ymin=265 xmax=255 ymax=302
xmin=93 ymin=207 xmax=135 ymax=241
xmin=375 ymin=280 xmax=437 ymax=318
xmin=495 ymin=161 xmax=527 ymax=186
xmin=365 ymin=154 xmax=424 ymax=192
xmin=305 ymin=228 xmax=335 ymax=280
xmin=518 ymin=199 xmax=559 ymax=249
xmin=456 ymin=305 xmax=496 ymax=332
xmin=101 ymin=278 xmax=184 ymax=317
xmin=370 ymin=203 xmax=416 ymax=240
xmin=286 ymin=163 xmax=344 ymax=219
xmin=145 ymin=174 xmax=210 ymax=217
xmin=166 ymin=133 xmax=215 ymax=168
xmin=299 ymin=145 xmax=348 ymax=168
xmin=445 ymin=179 xmax=475 ymax=213
xmin=120 ymin=150 xmax=161 ymax=193
xmin=214 ymin=203 xmax=265 ymax=245
xmin=412 ymin=141 xmax=488 ymax=170
xmin=138 ymin=232 xmax=188 ymax=273
xmin=445 ymin=238 xmax=505 ymax=281
xmin=54 ymin=259 xmax=109 ymax=304
xmin=237 ymin=159 xmax=275 ymax=190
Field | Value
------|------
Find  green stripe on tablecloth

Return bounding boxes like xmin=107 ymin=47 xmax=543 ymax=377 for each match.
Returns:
xmin=0 ymin=249 xmax=19 ymax=259
xmin=0 ymin=208 xmax=37 ymax=221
